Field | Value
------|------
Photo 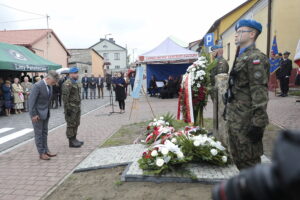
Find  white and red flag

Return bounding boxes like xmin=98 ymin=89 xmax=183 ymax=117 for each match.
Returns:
xmin=294 ymin=39 xmax=300 ymax=67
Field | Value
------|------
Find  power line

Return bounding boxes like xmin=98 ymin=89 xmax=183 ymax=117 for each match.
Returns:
xmin=0 ymin=17 xmax=46 ymax=24
xmin=0 ymin=3 xmax=46 ymax=17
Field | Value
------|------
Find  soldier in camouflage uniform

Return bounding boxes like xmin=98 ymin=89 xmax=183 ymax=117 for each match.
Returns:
xmin=210 ymin=44 xmax=229 ymax=101
xmin=224 ymin=19 xmax=270 ymax=170
xmin=62 ymin=67 xmax=84 ymax=148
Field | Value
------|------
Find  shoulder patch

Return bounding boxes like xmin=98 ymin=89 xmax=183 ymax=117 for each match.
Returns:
xmin=254 ymin=71 xmax=262 ymax=79
xmin=253 ymin=59 xmax=261 ymax=65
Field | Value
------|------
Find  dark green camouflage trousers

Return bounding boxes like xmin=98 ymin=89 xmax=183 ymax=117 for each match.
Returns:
xmin=227 ymin=123 xmax=263 ymax=170
xmin=65 ymin=108 xmax=81 ymax=139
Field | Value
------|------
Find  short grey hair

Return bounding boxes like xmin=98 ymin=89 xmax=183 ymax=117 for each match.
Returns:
xmin=46 ymin=70 xmax=60 ymax=82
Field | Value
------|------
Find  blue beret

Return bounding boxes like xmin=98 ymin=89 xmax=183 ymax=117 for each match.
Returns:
xmin=235 ymin=19 xmax=262 ymax=34
xmin=69 ymin=67 xmax=78 ymax=73
xmin=211 ymin=44 xmax=223 ymax=51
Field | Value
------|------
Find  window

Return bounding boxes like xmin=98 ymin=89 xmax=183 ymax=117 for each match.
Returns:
xmin=103 ymin=53 xmax=109 ymax=60
xmin=115 ymin=65 xmax=120 ymax=69
xmin=103 ymin=45 xmax=108 ymax=48
xmin=227 ymin=43 xmax=230 ymax=61
xmin=114 ymin=53 xmax=120 ymax=60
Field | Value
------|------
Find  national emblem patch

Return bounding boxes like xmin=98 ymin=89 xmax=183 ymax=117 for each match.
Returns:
xmin=253 ymin=59 xmax=261 ymax=64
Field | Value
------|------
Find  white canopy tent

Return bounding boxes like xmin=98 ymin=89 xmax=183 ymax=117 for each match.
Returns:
xmin=138 ymin=37 xmax=198 ymax=63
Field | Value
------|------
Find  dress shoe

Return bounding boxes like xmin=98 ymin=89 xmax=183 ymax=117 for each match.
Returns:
xmin=40 ymin=154 xmax=50 ymax=160
xmin=46 ymin=152 xmax=57 ymax=157
xmin=69 ymin=138 xmax=82 ymax=148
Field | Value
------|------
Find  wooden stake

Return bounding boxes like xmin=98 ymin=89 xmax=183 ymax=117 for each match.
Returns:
xmin=142 ymin=86 xmax=155 ymax=118
xmin=129 ymin=99 xmax=136 ymax=120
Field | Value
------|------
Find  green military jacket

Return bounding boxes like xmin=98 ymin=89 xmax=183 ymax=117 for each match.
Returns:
xmin=210 ymin=57 xmax=229 ymax=86
xmin=226 ymin=46 xmax=270 ymax=128
xmin=62 ymin=79 xmax=81 ymax=112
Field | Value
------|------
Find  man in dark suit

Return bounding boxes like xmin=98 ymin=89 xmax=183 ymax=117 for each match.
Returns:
xmin=97 ymin=74 xmax=104 ymax=99
xmin=28 ymin=71 xmax=59 ymax=160
xmin=89 ymin=74 xmax=97 ymax=99
xmin=81 ymin=73 xmax=89 ymax=99
xmin=278 ymin=51 xmax=293 ymax=97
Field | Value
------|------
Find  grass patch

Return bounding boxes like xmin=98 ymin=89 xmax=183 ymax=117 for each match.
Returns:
xmin=101 ymin=121 xmax=150 ymax=148
xmin=101 ymin=115 xmax=279 ymax=149
xmin=114 ymin=180 xmax=123 ymax=186
xmin=289 ymin=90 xmax=300 ymax=96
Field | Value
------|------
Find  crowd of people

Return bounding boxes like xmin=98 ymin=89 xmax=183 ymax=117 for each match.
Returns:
xmin=0 ymin=72 xmax=67 ymax=117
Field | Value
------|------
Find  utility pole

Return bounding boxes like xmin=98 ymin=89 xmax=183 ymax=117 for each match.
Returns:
xmin=46 ymin=14 xmax=50 ymax=59
xmin=132 ymin=48 xmax=137 ymax=63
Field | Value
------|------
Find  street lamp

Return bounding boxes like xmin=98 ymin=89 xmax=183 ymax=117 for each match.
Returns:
xmin=105 ymin=33 xmax=112 ymax=39
xmin=132 ymin=48 xmax=137 ymax=63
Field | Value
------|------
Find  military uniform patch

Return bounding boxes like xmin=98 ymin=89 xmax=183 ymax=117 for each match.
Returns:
xmin=253 ymin=59 xmax=261 ymax=64
xmin=254 ymin=71 xmax=262 ymax=79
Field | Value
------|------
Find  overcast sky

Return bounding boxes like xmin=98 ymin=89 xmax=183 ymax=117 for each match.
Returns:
xmin=0 ymin=0 xmax=246 ymax=60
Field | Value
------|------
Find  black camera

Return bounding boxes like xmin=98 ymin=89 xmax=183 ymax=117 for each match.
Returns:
xmin=212 ymin=130 xmax=300 ymax=200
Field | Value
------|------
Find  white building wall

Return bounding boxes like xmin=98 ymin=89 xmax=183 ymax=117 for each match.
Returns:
xmin=91 ymin=39 xmax=127 ymax=71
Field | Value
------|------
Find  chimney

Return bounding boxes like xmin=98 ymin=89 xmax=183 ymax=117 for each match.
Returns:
xmin=108 ymin=38 xmax=115 ymax=43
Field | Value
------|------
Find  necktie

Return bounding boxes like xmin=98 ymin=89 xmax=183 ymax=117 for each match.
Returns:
xmin=47 ymin=85 xmax=51 ymax=97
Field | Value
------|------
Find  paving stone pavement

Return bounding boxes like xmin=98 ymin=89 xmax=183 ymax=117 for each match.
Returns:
xmin=0 ymin=96 xmax=181 ymax=200
xmin=0 ymin=97 xmax=110 ymax=152
xmin=0 ymin=92 xmax=296 ymax=200
xmin=267 ymin=93 xmax=300 ymax=130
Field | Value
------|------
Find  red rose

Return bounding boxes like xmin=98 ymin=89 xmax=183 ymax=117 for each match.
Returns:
xmin=153 ymin=130 xmax=160 ymax=136
xmin=147 ymin=126 xmax=150 ymax=130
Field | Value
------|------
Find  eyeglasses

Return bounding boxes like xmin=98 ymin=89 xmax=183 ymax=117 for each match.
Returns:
xmin=236 ymin=30 xmax=253 ymax=34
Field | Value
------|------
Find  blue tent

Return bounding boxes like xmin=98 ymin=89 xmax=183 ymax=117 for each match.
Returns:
xmin=139 ymin=37 xmax=198 ymax=87
xmin=146 ymin=63 xmax=190 ymax=85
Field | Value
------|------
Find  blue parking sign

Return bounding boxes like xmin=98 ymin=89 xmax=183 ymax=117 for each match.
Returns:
xmin=204 ymin=33 xmax=214 ymax=47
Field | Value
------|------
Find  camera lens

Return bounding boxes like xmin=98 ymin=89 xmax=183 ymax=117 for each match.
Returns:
xmin=212 ymin=164 xmax=279 ymax=200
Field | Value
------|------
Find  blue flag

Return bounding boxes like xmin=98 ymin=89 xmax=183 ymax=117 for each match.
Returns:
xmin=270 ymin=58 xmax=280 ymax=73
xmin=272 ymin=35 xmax=279 ymax=55
xmin=270 ymin=35 xmax=280 ymax=73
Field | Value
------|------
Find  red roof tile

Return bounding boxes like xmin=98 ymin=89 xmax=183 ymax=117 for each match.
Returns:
xmin=0 ymin=29 xmax=70 ymax=55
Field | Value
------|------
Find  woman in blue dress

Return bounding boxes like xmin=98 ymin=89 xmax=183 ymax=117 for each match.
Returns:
xmin=2 ymin=80 xmax=13 ymax=116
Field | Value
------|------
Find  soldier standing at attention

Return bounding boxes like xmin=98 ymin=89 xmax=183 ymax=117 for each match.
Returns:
xmin=62 ymin=67 xmax=84 ymax=148
xmin=224 ymin=19 xmax=270 ymax=170
xmin=210 ymin=44 xmax=229 ymax=102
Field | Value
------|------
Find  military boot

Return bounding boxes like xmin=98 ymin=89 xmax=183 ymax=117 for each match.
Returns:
xmin=74 ymin=137 xmax=84 ymax=146
xmin=69 ymin=137 xmax=82 ymax=148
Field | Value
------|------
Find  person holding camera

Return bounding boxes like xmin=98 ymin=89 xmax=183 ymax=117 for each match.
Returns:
xmin=224 ymin=19 xmax=270 ymax=170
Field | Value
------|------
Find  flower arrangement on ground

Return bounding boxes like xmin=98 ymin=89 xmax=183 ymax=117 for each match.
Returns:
xmin=138 ymin=140 xmax=190 ymax=175
xmin=145 ymin=116 xmax=175 ymax=145
xmin=139 ymin=115 xmax=230 ymax=175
